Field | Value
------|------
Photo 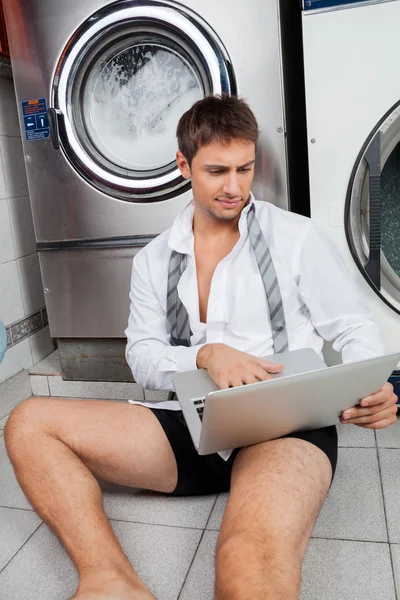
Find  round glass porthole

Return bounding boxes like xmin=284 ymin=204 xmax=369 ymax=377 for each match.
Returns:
xmin=53 ymin=0 xmax=236 ymax=201
xmin=346 ymin=101 xmax=400 ymax=314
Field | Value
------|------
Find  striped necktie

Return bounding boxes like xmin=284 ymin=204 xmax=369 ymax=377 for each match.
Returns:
xmin=166 ymin=203 xmax=288 ymax=353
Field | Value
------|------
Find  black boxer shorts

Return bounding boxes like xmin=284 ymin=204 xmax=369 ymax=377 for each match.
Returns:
xmin=150 ymin=408 xmax=338 ymax=496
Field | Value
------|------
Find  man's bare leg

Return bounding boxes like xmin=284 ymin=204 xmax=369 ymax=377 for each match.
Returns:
xmin=4 ymin=397 xmax=179 ymax=599
xmin=215 ymin=437 xmax=333 ymax=599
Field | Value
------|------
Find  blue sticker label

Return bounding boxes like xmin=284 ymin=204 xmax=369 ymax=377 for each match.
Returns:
xmin=304 ymin=0 xmax=368 ymax=10
xmin=21 ymin=98 xmax=50 ymax=141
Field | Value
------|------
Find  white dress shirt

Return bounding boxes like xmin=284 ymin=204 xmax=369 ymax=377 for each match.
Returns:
xmin=125 ymin=194 xmax=385 ymax=416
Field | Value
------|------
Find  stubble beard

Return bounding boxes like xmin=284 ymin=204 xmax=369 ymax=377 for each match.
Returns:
xmin=205 ymin=200 xmax=244 ymax=223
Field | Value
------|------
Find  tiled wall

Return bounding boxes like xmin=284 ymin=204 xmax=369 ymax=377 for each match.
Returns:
xmin=0 ymin=77 xmax=55 ymax=384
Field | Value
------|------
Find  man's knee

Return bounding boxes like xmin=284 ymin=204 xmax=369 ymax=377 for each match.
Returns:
xmin=217 ymin=529 xmax=298 ymax=565
xmin=4 ymin=397 xmax=49 ymax=451
xmin=216 ymin=531 xmax=302 ymax=592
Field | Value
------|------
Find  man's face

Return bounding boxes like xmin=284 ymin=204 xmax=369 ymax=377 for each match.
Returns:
xmin=176 ymin=139 xmax=256 ymax=223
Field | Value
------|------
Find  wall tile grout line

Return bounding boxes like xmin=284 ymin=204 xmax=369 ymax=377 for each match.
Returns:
xmin=0 ymin=521 xmax=43 ymax=576
xmin=5 ymin=197 xmax=17 ymax=262
xmin=0 ymin=249 xmax=38 ymax=266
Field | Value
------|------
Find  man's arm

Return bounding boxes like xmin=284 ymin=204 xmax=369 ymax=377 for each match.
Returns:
xmin=295 ymin=222 xmax=386 ymax=362
xmin=124 ymin=250 xmax=206 ymax=391
xmin=295 ymin=223 xmax=398 ymax=431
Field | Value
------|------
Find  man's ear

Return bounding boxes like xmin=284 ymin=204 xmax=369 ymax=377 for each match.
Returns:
xmin=176 ymin=151 xmax=191 ymax=179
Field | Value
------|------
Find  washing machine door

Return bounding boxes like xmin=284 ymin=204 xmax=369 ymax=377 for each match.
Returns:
xmin=346 ymin=101 xmax=400 ymax=315
xmin=52 ymin=0 xmax=235 ymax=201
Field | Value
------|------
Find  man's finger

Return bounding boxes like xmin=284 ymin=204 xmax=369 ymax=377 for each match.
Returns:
xmin=227 ymin=376 xmax=244 ymax=389
xmin=341 ymin=405 xmax=397 ymax=425
xmin=360 ymin=382 xmax=394 ymax=407
xmin=256 ymin=359 xmax=284 ymax=373
xmin=350 ymin=416 xmax=398 ymax=430
xmin=252 ymin=366 xmax=274 ymax=382
xmin=342 ymin=397 xmax=396 ymax=420
xmin=217 ymin=378 xmax=230 ymax=390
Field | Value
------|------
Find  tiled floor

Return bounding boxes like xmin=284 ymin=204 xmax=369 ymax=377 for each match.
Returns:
xmin=0 ymin=373 xmax=399 ymax=599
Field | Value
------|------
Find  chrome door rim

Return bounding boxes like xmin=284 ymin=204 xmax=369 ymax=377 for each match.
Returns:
xmin=346 ymin=100 xmax=400 ymax=314
xmin=53 ymin=0 xmax=236 ymax=200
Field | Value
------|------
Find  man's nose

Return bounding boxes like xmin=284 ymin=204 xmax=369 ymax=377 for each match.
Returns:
xmin=222 ymin=172 xmax=240 ymax=196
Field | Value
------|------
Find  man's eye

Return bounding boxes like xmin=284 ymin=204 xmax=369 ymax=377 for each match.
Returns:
xmin=238 ymin=168 xmax=251 ymax=173
xmin=209 ymin=170 xmax=224 ymax=175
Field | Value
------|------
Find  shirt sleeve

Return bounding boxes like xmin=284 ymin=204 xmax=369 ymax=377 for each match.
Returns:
xmin=294 ymin=222 xmax=386 ymax=363
xmin=124 ymin=249 xmax=206 ymax=391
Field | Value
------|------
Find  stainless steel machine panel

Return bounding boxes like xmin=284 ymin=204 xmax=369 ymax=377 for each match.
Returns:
xmin=4 ymin=0 xmax=290 ymax=353
xmin=5 ymin=0 xmax=289 ymax=243
xmin=39 ymin=246 xmax=141 ymax=337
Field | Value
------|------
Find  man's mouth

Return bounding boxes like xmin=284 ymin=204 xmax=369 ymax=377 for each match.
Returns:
xmin=216 ymin=198 xmax=242 ymax=208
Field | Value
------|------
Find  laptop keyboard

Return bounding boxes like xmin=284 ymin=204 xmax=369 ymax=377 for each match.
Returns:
xmin=193 ymin=398 xmax=205 ymax=422
xmin=196 ymin=406 xmax=204 ymax=421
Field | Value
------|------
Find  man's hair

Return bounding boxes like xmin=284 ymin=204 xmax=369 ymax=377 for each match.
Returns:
xmin=176 ymin=95 xmax=259 ymax=166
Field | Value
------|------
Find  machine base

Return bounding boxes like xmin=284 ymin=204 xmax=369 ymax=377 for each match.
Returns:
xmin=57 ymin=338 xmax=134 ymax=382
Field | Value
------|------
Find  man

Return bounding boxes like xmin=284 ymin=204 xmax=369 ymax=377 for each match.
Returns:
xmin=5 ymin=95 xmax=397 ymax=600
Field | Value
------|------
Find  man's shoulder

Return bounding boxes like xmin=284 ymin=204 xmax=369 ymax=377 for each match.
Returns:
xmin=254 ymin=200 xmax=313 ymax=234
xmin=134 ymin=228 xmax=172 ymax=266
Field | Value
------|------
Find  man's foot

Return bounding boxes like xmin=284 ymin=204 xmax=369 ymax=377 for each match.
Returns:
xmin=70 ymin=568 xmax=156 ymax=600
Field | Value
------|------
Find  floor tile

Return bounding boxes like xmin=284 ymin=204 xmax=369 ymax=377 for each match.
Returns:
xmin=0 ymin=524 xmax=78 ymax=599
xmin=207 ymin=450 xmax=387 ymax=542
xmin=179 ymin=531 xmax=217 ymax=600
xmin=378 ymin=449 xmax=400 ymax=543
xmin=300 ymin=538 xmax=396 ymax=600
xmin=29 ymin=350 xmax=61 ymax=376
xmin=376 ymin=417 xmax=400 ymax=448
xmin=0 ymin=437 xmax=32 ymax=510
xmin=0 ymin=412 xmax=9 ymax=429
xmin=113 ymin=520 xmax=202 ymax=600
xmin=180 ymin=532 xmax=396 ymax=600
xmin=0 ymin=520 xmax=202 ymax=600
xmin=48 ymin=376 xmax=144 ymax=401
xmin=312 ymin=448 xmax=387 ymax=541
xmin=101 ymin=481 xmax=216 ymax=529
xmin=391 ymin=544 xmax=400 ymax=599
xmin=0 ymin=369 xmax=31 ymax=419
xmin=337 ymin=422 xmax=376 ymax=447
xmin=30 ymin=375 xmax=50 ymax=396
xmin=206 ymin=493 xmax=228 ymax=531
xmin=0 ymin=506 xmax=41 ymax=571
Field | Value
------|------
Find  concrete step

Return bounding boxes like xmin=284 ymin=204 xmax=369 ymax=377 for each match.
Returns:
xmin=28 ymin=351 xmax=169 ymax=403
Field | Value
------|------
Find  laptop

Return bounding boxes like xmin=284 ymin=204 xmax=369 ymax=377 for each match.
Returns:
xmin=172 ymin=348 xmax=400 ymax=455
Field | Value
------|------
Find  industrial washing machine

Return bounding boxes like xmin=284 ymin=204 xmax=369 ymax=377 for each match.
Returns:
xmin=302 ymin=0 xmax=400 ymax=365
xmin=4 ymin=0 xmax=307 ymax=380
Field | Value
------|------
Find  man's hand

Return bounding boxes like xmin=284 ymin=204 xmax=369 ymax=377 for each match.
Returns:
xmin=197 ymin=343 xmax=283 ymax=389
xmin=340 ymin=382 xmax=398 ymax=429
